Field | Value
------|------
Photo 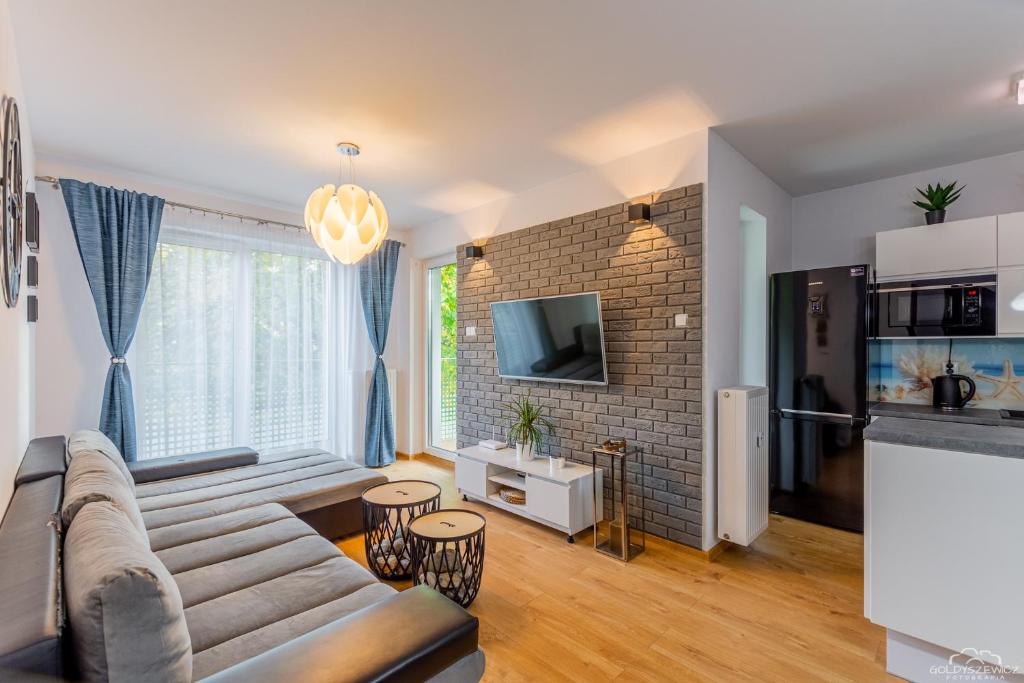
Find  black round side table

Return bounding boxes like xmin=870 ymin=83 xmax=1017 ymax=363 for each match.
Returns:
xmin=408 ymin=509 xmax=486 ymax=607
xmin=361 ymin=480 xmax=441 ymax=580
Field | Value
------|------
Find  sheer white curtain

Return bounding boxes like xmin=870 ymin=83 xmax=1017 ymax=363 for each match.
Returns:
xmin=134 ymin=206 xmax=367 ymax=460
xmin=335 ymin=263 xmax=374 ymax=463
xmin=135 ymin=240 xmax=235 ymax=457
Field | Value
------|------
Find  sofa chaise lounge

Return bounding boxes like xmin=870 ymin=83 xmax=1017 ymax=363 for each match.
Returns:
xmin=0 ymin=432 xmax=485 ymax=682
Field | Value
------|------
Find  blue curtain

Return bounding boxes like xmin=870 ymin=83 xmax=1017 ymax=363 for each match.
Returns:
xmin=60 ymin=179 xmax=164 ymax=462
xmin=359 ymin=240 xmax=402 ymax=467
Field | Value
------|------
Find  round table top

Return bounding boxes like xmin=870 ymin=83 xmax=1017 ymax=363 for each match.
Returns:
xmin=408 ymin=509 xmax=486 ymax=540
xmin=361 ymin=480 xmax=441 ymax=506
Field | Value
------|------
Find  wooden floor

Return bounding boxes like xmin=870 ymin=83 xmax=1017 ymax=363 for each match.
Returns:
xmin=338 ymin=457 xmax=892 ymax=682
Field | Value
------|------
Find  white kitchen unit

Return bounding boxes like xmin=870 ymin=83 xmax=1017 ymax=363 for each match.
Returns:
xmin=455 ymin=445 xmax=601 ymax=542
xmin=875 ymin=216 xmax=997 ymax=278
xmin=997 ymin=266 xmax=1024 ymax=335
xmin=865 ymin=440 xmax=1024 ymax=677
xmin=998 ymin=211 xmax=1024 ymax=267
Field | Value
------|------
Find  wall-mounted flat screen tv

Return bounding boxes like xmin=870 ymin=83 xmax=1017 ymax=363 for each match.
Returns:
xmin=490 ymin=292 xmax=608 ymax=385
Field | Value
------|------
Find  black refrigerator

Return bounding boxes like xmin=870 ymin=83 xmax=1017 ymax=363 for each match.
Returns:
xmin=769 ymin=265 xmax=868 ymax=533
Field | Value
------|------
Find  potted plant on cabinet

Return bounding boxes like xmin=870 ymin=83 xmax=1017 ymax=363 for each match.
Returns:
xmin=506 ymin=391 xmax=554 ymax=461
xmin=913 ymin=181 xmax=964 ymax=225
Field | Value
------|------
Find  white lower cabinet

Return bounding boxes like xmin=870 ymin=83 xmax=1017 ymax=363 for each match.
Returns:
xmin=454 ymin=446 xmax=601 ymax=539
xmin=454 ymin=456 xmax=488 ymax=498
xmin=866 ymin=440 xmax=1024 ymax=670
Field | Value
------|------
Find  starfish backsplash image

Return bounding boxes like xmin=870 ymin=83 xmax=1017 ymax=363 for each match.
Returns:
xmin=871 ymin=339 xmax=1024 ymax=408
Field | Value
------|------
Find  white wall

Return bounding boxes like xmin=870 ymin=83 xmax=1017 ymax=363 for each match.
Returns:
xmin=32 ymin=157 xmax=415 ymax=457
xmin=704 ymin=129 xmax=792 ymax=549
xmin=792 ymin=148 xmax=1024 ymax=270
xmin=406 ymin=129 xmax=710 ymax=261
xmin=0 ymin=0 xmax=36 ymax=516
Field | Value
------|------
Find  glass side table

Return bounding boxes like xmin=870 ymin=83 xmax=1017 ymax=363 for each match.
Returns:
xmin=591 ymin=445 xmax=646 ymax=562
xmin=361 ymin=480 xmax=441 ymax=580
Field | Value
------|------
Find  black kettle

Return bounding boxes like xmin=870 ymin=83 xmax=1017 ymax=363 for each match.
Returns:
xmin=931 ymin=373 xmax=976 ymax=410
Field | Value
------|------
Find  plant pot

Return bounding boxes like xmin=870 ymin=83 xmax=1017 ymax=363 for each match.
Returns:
xmin=549 ymin=456 xmax=565 ymax=474
xmin=515 ymin=442 xmax=533 ymax=461
xmin=925 ymin=209 xmax=946 ymax=225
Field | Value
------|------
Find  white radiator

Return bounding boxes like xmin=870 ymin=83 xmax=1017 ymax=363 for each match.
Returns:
xmin=717 ymin=386 xmax=769 ymax=546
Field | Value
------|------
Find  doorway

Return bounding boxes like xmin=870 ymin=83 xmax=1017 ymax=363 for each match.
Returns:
xmin=427 ymin=262 xmax=457 ymax=453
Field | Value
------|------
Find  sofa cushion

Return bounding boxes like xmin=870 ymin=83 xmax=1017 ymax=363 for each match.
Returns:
xmin=134 ymin=449 xmax=341 ymax=499
xmin=155 ymin=516 xmax=317 ymax=574
xmin=184 ymin=555 xmax=385 ymax=654
xmin=191 ymin=582 xmax=396 ymax=679
xmin=62 ymin=451 xmax=148 ymax=541
xmin=67 ymin=429 xmax=135 ymax=493
xmin=173 ymin=534 xmax=344 ymax=608
xmin=146 ymin=503 xmax=294 ymax=552
xmin=63 ymin=501 xmax=192 ymax=682
xmin=140 ymin=466 xmax=388 ymax=530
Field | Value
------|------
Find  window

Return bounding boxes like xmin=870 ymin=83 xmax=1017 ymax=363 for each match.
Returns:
xmin=427 ymin=262 xmax=457 ymax=453
xmin=135 ymin=225 xmax=332 ymax=459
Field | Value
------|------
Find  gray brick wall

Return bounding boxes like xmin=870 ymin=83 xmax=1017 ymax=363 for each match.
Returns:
xmin=455 ymin=183 xmax=704 ymax=547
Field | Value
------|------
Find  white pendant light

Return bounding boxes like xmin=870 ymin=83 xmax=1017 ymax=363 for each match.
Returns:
xmin=304 ymin=142 xmax=389 ymax=264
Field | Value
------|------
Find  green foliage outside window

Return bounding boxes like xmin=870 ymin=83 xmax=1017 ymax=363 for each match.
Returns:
xmin=439 ymin=263 xmax=458 ymax=441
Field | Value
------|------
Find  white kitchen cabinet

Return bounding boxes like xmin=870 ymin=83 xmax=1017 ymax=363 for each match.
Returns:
xmin=865 ymin=440 xmax=1024 ymax=669
xmin=875 ymin=216 xmax=997 ymax=278
xmin=997 ymin=266 xmax=1024 ymax=335
xmin=997 ymin=211 xmax=1024 ymax=267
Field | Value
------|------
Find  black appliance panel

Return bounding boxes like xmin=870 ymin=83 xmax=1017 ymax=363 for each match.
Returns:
xmin=769 ymin=413 xmax=864 ymax=532
xmin=875 ymin=276 xmax=996 ymax=337
xmin=769 ymin=265 xmax=868 ymax=420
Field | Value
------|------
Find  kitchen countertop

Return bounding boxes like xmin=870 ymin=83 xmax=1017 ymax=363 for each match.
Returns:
xmin=864 ymin=416 xmax=1024 ymax=459
xmin=869 ymin=402 xmax=1024 ymax=428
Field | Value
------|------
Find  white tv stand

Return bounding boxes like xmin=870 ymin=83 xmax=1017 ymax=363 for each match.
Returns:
xmin=455 ymin=446 xmax=602 ymax=543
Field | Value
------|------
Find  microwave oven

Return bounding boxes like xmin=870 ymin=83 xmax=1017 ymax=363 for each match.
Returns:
xmin=873 ymin=275 xmax=996 ymax=337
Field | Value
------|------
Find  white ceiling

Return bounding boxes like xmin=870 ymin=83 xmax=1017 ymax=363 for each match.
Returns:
xmin=9 ymin=0 xmax=1024 ymax=228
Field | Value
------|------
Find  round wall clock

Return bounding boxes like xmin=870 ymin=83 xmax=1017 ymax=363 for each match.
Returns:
xmin=1 ymin=96 xmax=23 ymax=308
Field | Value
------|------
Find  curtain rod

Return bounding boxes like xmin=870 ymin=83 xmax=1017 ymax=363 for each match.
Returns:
xmin=34 ymin=175 xmax=407 ymax=245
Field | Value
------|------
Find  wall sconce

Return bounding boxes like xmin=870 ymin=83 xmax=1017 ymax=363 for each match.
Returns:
xmin=628 ymin=203 xmax=651 ymax=224
xmin=465 ymin=245 xmax=484 ymax=259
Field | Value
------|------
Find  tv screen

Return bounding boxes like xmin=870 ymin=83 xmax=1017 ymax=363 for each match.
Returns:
xmin=490 ymin=292 xmax=608 ymax=385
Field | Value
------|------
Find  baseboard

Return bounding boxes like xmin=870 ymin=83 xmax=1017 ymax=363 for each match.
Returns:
xmin=705 ymin=540 xmax=728 ymax=561
xmin=396 ymin=451 xmax=455 ymax=469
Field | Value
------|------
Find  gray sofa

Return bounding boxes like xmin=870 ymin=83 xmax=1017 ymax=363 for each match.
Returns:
xmin=0 ymin=432 xmax=485 ymax=682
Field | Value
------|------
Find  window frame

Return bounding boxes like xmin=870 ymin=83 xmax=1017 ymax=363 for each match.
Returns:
xmin=424 ymin=254 xmax=457 ymax=460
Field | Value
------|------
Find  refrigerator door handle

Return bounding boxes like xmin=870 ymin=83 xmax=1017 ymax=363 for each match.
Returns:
xmin=778 ymin=408 xmax=859 ymax=424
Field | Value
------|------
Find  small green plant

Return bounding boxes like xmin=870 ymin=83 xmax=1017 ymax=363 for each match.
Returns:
xmin=505 ymin=392 xmax=554 ymax=447
xmin=913 ymin=181 xmax=964 ymax=211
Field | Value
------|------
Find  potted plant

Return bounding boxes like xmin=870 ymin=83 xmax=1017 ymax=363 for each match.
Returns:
xmin=506 ymin=392 xmax=554 ymax=461
xmin=913 ymin=181 xmax=964 ymax=225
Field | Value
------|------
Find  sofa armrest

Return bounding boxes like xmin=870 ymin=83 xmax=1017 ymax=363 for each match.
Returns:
xmin=127 ymin=447 xmax=259 ymax=483
xmin=201 ymin=586 xmax=480 ymax=683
